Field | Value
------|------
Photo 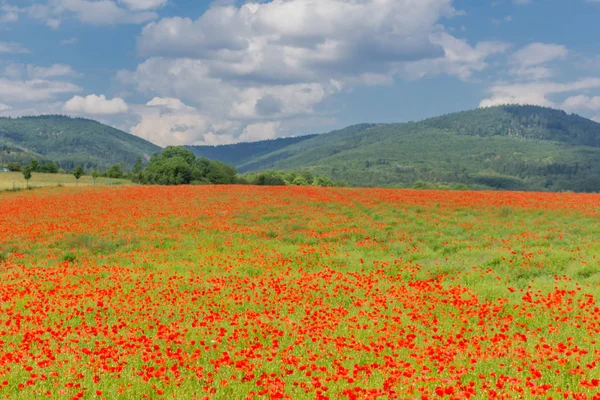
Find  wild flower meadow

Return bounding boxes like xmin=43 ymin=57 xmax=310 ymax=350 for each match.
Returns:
xmin=0 ymin=186 xmax=599 ymax=399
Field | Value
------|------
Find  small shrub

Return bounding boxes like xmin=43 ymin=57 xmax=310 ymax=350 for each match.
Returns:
xmin=62 ymin=252 xmax=77 ymax=263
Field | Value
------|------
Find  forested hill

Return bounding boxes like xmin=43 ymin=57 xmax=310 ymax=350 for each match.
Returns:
xmin=421 ymin=105 xmax=600 ymax=147
xmin=0 ymin=115 xmax=161 ymax=169
xmin=187 ymin=106 xmax=600 ymax=192
xmin=186 ymin=134 xmax=318 ymax=166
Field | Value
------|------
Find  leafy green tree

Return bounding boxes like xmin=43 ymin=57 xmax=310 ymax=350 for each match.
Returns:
xmin=29 ymin=160 xmax=40 ymax=172
xmin=7 ymin=162 xmax=20 ymax=172
xmin=292 ymin=176 xmax=309 ymax=186
xmin=91 ymin=169 xmax=100 ymax=186
xmin=39 ymin=162 xmax=58 ymax=173
xmin=107 ymin=164 xmax=123 ymax=179
xmin=22 ymin=165 xmax=33 ymax=188
xmin=162 ymin=147 xmax=196 ymax=164
xmin=254 ymin=172 xmax=286 ymax=186
xmin=141 ymin=148 xmax=238 ymax=186
xmin=206 ymin=160 xmax=237 ymax=184
xmin=300 ymin=171 xmax=314 ymax=185
xmin=132 ymin=157 xmax=144 ymax=183
xmin=143 ymin=156 xmax=192 ymax=185
xmin=133 ymin=156 xmax=143 ymax=174
xmin=72 ymin=166 xmax=84 ymax=185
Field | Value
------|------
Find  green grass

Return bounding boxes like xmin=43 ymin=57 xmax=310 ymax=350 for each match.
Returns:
xmin=0 ymin=172 xmax=132 ymax=190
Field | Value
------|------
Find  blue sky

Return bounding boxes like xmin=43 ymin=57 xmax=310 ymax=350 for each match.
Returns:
xmin=1 ymin=0 xmax=599 ymax=146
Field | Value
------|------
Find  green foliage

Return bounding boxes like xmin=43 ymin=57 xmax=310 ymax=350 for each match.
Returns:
xmin=29 ymin=160 xmax=40 ymax=172
xmin=186 ymin=106 xmax=600 ymax=192
xmin=22 ymin=165 xmax=32 ymax=182
xmin=72 ymin=165 xmax=84 ymax=182
xmin=242 ymin=170 xmax=345 ymax=187
xmin=106 ymin=164 xmax=124 ymax=179
xmin=131 ymin=156 xmax=144 ymax=183
xmin=91 ymin=169 xmax=100 ymax=185
xmin=0 ymin=115 xmax=160 ymax=170
xmin=132 ymin=156 xmax=143 ymax=173
xmin=39 ymin=162 xmax=58 ymax=173
xmin=61 ymin=252 xmax=77 ymax=263
xmin=6 ymin=162 xmax=20 ymax=172
xmin=141 ymin=146 xmax=237 ymax=185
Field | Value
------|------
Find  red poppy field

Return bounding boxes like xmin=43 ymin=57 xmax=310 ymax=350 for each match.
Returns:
xmin=1 ymin=185 xmax=599 ymax=399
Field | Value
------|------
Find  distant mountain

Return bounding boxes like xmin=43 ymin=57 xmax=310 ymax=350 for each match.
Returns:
xmin=187 ymin=106 xmax=600 ymax=192
xmin=186 ymin=134 xmax=318 ymax=167
xmin=0 ymin=115 xmax=161 ymax=169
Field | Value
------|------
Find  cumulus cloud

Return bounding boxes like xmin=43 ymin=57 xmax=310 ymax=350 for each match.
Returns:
xmin=562 ymin=95 xmax=600 ymax=113
xmin=64 ymin=94 xmax=129 ymax=115
xmin=117 ymin=0 xmax=167 ymax=11
xmin=2 ymin=63 xmax=78 ymax=80
xmin=130 ymin=98 xmax=218 ymax=146
xmin=27 ymin=64 xmax=77 ymax=79
xmin=146 ymin=96 xmax=195 ymax=111
xmin=238 ymin=121 xmax=280 ymax=142
xmin=0 ymin=41 xmax=30 ymax=54
xmin=0 ymin=103 xmax=11 ymax=112
xmin=402 ymin=33 xmax=509 ymax=81
xmin=137 ymin=0 xmax=463 ymax=82
xmin=118 ymin=0 xmax=513 ymax=145
xmin=0 ymin=79 xmax=81 ymax=103
xmin=0 ymin=4 xmax=24 ymax=22
xmin=21 ymin=0 xmax=162 ymax=27
xmin=479 ymin=78 xmax=600 ymax=108
xmin=509 ymin=43 xmax=567 ymax=80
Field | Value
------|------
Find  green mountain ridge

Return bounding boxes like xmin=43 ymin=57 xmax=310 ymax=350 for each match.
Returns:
xmin=2 ymin=106 xmax=599 ymax=192
xmin=186 ymin=134 xmax=319 ymax=166
xmin=0 ymin=115 xmax=161 ymax=169
xmin=186 ymin=106 xmax=600 ymax=192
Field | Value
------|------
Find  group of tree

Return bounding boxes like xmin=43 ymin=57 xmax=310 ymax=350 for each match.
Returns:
xmin=5 ymin=146 xmax=346 ymax=188
xmin=241 ymin=170 xmax=347 ymax=187
xmin=134 ymin=147 xmax=347 ymax=187
xmin=137 ymin=147 xmax=238 ymax=185
xmin=7 ymin=160 xmax=59 ymax=174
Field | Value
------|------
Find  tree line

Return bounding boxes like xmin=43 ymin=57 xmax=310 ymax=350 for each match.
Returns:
xmin=4 ymin=146 xmax=346 ymax=188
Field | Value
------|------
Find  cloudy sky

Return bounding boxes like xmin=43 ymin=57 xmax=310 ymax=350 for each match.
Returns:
xmin=1 ymin=0 xmax=599 ymax=146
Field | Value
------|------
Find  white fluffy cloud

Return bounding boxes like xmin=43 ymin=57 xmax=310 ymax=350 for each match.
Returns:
xmin=0 ymin=41 xmax=30 ymax=54
xmin=479 ymin=78 xmax=600 ymax=108
xmin=0 ymin=79 xmax=81 ymax=103
xmin=239 ymin=121 xmax=280 ymax=142
xmin=0 ymin=5 xmax=19 ymax=23
xmin=22 ymin=0 xmax=162 ymax=27
xmin=511 ymin=43 xmax=567 ymax=67
xmin=402 ymin=33 xmax=509 ymax=81
xmin=117 ymin=0 xmax=167 ymax=11
xmin=2 ymin=63 xmax=77 ymax=80
xmin=508 ymin=43 xmax=567 ymax=80
xmin=117 ymin=0 xmax=514 ymax=145
xmin=562 ymin=95 xmax=600 ymax=112
xmin=0 ymin=103 xmax=11 ymax=112
xmin=28 ymin=64 xmax=76 ymax=79
xmin=64 ymin=94 xmax=129 ymax=115
xmin=130 ymin=98 xmax=217 ymax=146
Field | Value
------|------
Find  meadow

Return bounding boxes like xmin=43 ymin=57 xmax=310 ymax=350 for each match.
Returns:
xmin=0 ymin=172 xmax=131 ymax=191
xmin=0 ymin=185 xmax=599 ymax=399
